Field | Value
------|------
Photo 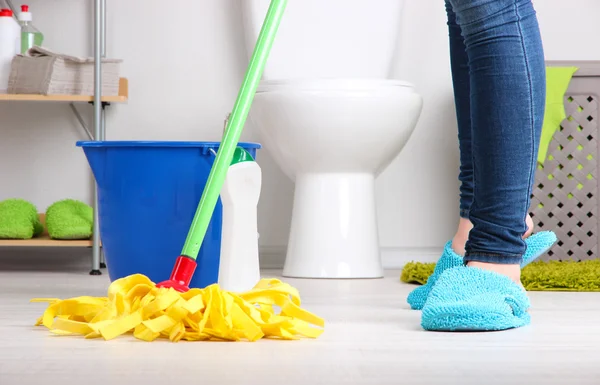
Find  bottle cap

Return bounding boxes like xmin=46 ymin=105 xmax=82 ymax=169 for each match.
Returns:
xmin=230 ymin=147 xmax=255 ymax=165
xmin=19 ymin=5 xmax=32 ymax=21
xmin=0 ymin=9 xmax=13 ymax=17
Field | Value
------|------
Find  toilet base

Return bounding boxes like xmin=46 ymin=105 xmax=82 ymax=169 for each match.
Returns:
xmin=282 ymin=173 xmax=383 ymax=279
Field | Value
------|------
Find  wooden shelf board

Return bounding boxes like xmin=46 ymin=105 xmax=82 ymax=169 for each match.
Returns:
xmin=0 ymin=235 xmax=93 ymax=247
xmin=0 ymin=77 xmax=128 ymax=103
xmin=0 ymin=214 xmax=96 ymax=247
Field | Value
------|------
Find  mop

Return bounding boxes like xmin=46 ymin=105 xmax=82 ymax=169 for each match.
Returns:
xmin=31 ymin=0 xmax=325 ymax=342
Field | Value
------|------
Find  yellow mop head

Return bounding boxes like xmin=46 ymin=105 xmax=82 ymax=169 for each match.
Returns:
xmin=32 ymin=274 xmax=324 ymax=342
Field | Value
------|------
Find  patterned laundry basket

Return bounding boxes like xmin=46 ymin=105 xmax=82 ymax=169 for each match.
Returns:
xmin=530 ymin=61 xmax=600 ymax=261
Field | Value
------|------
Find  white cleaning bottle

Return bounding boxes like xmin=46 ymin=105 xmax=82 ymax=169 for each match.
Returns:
xmin=218 ymin=147 xmax=262 ymax=293
xmin=0 ymin=8 xmax=20 ymax=92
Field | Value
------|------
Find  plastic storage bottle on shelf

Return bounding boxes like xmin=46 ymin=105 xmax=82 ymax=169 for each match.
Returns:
xmin=18 ymin=5 xmax=43 ymax=53
xmin=0 ymin=8 xmax=20 ymax=92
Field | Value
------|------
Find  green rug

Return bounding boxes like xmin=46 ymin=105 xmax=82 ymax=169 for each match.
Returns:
xmin=401 ymin=260 xmax=600 ymax=292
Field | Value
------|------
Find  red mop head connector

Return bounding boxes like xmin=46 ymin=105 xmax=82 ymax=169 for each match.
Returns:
xmin=156 ymin=255 xmax=197 ymax=292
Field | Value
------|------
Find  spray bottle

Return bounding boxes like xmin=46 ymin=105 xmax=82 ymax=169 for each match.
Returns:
xmin=218 ymin=146 xmax=262 ymax=293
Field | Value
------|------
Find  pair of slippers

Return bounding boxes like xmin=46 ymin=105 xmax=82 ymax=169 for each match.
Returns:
xmin=406 ymin=231 xmax=558 ymax=332
xmin=0 ymin=198 xmax=93 ymax=240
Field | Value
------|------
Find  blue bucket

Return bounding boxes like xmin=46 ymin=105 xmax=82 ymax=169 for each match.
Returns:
xmin=76 ymin=141 xmax=261 ymax=289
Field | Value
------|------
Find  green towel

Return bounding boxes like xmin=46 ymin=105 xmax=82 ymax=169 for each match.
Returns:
xmin=538 ymin=66 xmax=579 ymax=164
xmin=45 ymin=199 xmax=93 ymax=240
xmin=0 ymin=199 xmax=44 ymax=239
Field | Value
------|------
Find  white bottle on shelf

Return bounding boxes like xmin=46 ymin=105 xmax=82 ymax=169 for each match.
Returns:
xmin=218 ymin=147 xmax=262 ymax=293
xmin=0 ymin=8 xmax=20 ymax=92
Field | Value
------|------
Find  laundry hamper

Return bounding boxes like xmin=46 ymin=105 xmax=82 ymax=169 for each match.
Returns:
xmin=530 ymin=61 xmax=600 ymax=261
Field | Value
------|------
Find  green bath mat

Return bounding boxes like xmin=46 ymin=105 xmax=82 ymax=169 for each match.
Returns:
xmin=0 ymin=199 xmax=44 ymax=239
xmin=401 ymin=259 xmax=600 ymax=292
xmin=45 ymin=199 xmax=93 ymax=240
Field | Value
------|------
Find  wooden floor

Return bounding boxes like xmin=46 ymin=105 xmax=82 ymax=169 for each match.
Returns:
xmin=1 ymin=253 xmax=599 ymax=385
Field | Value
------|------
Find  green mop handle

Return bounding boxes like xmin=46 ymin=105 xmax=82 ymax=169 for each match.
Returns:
xmin=181 ymin=0 xmax=287 ymax=259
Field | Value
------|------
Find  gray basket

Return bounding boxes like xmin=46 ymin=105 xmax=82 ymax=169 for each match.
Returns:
xmin=530 ymin=61 xmax=600 ymax=261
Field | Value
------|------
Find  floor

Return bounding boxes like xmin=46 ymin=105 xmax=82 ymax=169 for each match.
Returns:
xmin=1 ymin=251 xmax=599 ymax=385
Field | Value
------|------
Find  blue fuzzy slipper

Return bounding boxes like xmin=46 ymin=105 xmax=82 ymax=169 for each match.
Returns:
xmin=420 ymin=266 xmax=531 ymax=331
xmin=406 ymin=231 xmax=557 ymax=310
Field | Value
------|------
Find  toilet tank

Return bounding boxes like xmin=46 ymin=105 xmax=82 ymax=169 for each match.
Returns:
xmin=240 ymin=0 xmax=404 ymax=80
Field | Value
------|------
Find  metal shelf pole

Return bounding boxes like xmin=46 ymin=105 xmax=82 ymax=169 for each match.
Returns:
xmin=90 ymin=0 xmax=103 ymax=275
xmin=99 ymin=0 xmax=107 ymax=269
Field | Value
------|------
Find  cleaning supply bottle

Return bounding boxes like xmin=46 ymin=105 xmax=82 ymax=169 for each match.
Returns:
xmin=17 ymin=4 xmax=43 ymax=54
xmin=218 ymin=147 xmax=262 ymax=293
xmin=0 ymin=8 xmax=20 ymax=92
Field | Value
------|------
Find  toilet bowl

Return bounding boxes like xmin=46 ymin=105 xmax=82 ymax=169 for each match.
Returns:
xmin=241 ymin=0 xmax=423 ymax=278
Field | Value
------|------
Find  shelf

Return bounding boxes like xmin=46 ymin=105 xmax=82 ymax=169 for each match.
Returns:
xmin=0 ymin=214 xmax=95 ymax=247
xmin=0 ymin=77 xmax=128 ymax=103
xmin=0 ymin=235 xmax=93 ymax=247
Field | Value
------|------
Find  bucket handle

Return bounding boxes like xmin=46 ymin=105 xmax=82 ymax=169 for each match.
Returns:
xmin=205 ymin=114 xmax=249 ymax=162
xmin=203 ymin=113 xmax=230 ymax=161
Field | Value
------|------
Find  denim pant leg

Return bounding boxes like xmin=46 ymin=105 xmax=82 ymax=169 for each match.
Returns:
xmin=447 ymin=0 xmax=546 ymax=264
xmin=445 ymin=1 xmax=474 ymax=220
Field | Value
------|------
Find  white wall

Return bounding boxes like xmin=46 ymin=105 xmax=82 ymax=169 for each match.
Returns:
xmin=1 ymin=0 xmax=600 ymax=266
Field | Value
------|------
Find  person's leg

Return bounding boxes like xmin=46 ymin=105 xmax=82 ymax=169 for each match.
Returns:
xmin=449 ymin=0 xmax=546 ymax=281
xmin=444 ymin=0 xmax=477 ymax=255
xmin=420 ymin=1 xmax=548 ymax=329
xmin=405 ymin=0 xmax=550 ymax=311
xmin=446 ymin=0 xmax=534 ymax=256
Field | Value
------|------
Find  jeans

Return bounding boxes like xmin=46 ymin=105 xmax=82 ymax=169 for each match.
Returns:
xmin=445 ymin=0 xmax=546 ymax=264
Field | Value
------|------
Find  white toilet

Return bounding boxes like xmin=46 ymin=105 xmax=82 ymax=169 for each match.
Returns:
xmin=241 ymin=0 xmax=423 ymax=279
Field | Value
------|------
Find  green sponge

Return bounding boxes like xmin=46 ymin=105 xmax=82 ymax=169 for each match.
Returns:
xmin=0 ymin=199 xmax=44 ymax=239
xmin=45 ymin=199 xmax=93 ymax=240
